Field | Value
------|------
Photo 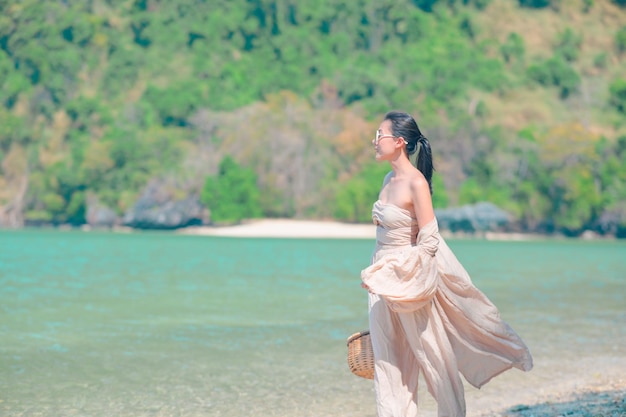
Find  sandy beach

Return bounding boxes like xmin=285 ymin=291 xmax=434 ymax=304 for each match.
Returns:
xmin=179 ymin=218 xmax=377 ymax=239
xmin=177 ymin=218 xmax=563 ymax=241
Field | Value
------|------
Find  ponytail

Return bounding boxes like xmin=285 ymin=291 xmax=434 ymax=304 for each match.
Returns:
xmin=415 ymin=136 xmax=434 ymax=195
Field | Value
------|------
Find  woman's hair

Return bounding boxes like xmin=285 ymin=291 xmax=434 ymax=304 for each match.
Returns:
xmin=384 ymin=110 xmax=434 ymax=194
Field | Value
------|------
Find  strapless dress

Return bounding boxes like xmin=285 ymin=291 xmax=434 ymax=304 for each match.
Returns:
xmin=362 ymin=200 xmax=533 ymax=417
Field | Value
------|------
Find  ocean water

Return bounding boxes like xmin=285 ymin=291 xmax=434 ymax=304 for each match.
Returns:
xmin=0 ymin=230 xmax=624 ymax=417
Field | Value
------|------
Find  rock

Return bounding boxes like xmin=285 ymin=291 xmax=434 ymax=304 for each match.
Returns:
xmin=123 ymin=181 xmax=208 ymax=229
xmin=435 ymin=202 xmax=511 ymax=233
xmin=86 ymin=195 xmax=119 ymax=228
xmin=596 ymin=205 xmax=626 ymax=238
xmin=580 ymin=230 xmax=600 ymax=240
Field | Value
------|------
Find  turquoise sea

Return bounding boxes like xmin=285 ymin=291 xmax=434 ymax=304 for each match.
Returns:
xmin=0 ymin=230 xmax=625 ymax=416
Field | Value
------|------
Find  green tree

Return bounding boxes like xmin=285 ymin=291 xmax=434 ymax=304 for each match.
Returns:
xmin=527 ymin=56 xmax=580 ymax=98
xmin=548 ymin=167 xmax=601 ymax=233
xmin=608 ymin=78 xmax=626 ymax=114
xmin=582 ymin=0 xmax=594 ymax=13
xmin=334 ymin=162 xmax=388 ymax=223
xmin=201 ymin=156 xmax=262 ymax=224
xmin=431 ymin=174 xmax=449 ymax=208
xmin=554 ymin=28 xmax=581 ymax=62
xmin=500 ymin=32 xmax=525 ymax=64
xmin=595 ymin=136 xmax=626 ymax=236
xmin=616 ymin=26 xmax=626 ymax=54
xmin=142 ymin=81 xmax=204 ymax=126
xmin=518 ymin=0 xmax=552 ymax=7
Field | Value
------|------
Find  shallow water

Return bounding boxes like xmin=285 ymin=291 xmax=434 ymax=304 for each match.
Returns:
xmin=1 ymin=230 xmax=624 ymax=416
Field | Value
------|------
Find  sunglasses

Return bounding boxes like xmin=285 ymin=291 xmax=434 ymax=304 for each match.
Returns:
xmin=373 ymin=131 xmax=408 ymax=146
xmin=373 ymin=131 xmax=396 ymax=145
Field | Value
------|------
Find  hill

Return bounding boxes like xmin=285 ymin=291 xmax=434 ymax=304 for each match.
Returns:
xmin=0 ymin=0 xmax=625 ymax=236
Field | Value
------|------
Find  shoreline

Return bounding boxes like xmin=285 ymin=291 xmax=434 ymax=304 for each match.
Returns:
xmin=177 ymin=218 xmax=377 ymax=239
xmin=475 ymin=378 xmax=626 ymax=417
xmin=3 ymin=219 xmax=620 ymax=241
xmin=176 ymin=218 xmax=616 ymax=241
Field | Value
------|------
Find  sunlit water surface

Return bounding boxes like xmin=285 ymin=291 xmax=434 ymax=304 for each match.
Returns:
xmin=1 ymin=230 xmax=624 ymax=416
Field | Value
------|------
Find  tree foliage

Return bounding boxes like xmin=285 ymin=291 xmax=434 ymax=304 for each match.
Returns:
xmin=554 ymin=28 xmax=582 ymax=62
xmin=518 ymin=0 xmax=553 ymax=8
xmin=527 ymin=56 xmax=580 ymax=98
xmin=500 ymin=32 xmax=525 ymax=64
xmin=0 ymin=0 xmax=625 ymax=236
xmin=609 ymin=78 xmax=626 ymax=114
xmin=201 ymin=156 xmax=261 ymax=224
xmin=616 ymin=26 xmax=626 ymax=54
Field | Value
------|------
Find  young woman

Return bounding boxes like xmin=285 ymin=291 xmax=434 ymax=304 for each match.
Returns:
xmin=361 ymin=111 xmax=533 ymax=417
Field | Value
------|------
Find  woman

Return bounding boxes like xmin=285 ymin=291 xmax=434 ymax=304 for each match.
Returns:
xmin=361 ymin=111 xmax=533 ymax=417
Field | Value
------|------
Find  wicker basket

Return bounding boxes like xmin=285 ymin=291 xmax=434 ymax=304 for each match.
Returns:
xmin=346 ymin=330 xmax=374 ymax=379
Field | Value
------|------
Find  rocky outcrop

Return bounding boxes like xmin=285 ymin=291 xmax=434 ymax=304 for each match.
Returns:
xmin=435 ymin=202 xmax=511 ymax=233
xmin=122 ymin=180 xmax=208 ymax=229
xmin=86 ymin=194 xmax=119 ymax=228
xmin=596 ymin=205 xmax=626 ymax=238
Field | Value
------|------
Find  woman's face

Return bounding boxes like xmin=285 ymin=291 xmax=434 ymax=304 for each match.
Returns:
xmin=373 ymin=120 xmax=400 ymax=160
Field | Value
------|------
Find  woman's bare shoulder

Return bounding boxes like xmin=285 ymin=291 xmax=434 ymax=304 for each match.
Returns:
xmin=408 ymin=170 xmax=428 ymax=191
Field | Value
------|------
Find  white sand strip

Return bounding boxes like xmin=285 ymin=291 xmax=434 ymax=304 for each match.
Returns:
xmin=178 ymin=219 xmax=376 ymax=239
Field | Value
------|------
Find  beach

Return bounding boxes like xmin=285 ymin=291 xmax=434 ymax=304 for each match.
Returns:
xmin=178 ymin=218 xmax=561 ymax=241
xmin=179 ymin=218 xmax=378 ymax=239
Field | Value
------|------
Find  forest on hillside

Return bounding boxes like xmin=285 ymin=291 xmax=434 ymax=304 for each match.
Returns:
xmin=1 ymin=0 xmax=626 ymax=236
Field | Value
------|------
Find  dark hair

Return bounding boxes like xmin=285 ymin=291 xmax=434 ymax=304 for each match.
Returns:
xmin=384 ymin=110 xmax=434 ymax=194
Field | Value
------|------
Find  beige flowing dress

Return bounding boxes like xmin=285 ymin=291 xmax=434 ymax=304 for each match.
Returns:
xmin=361 ymin=200 xmax=533 ymax=417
